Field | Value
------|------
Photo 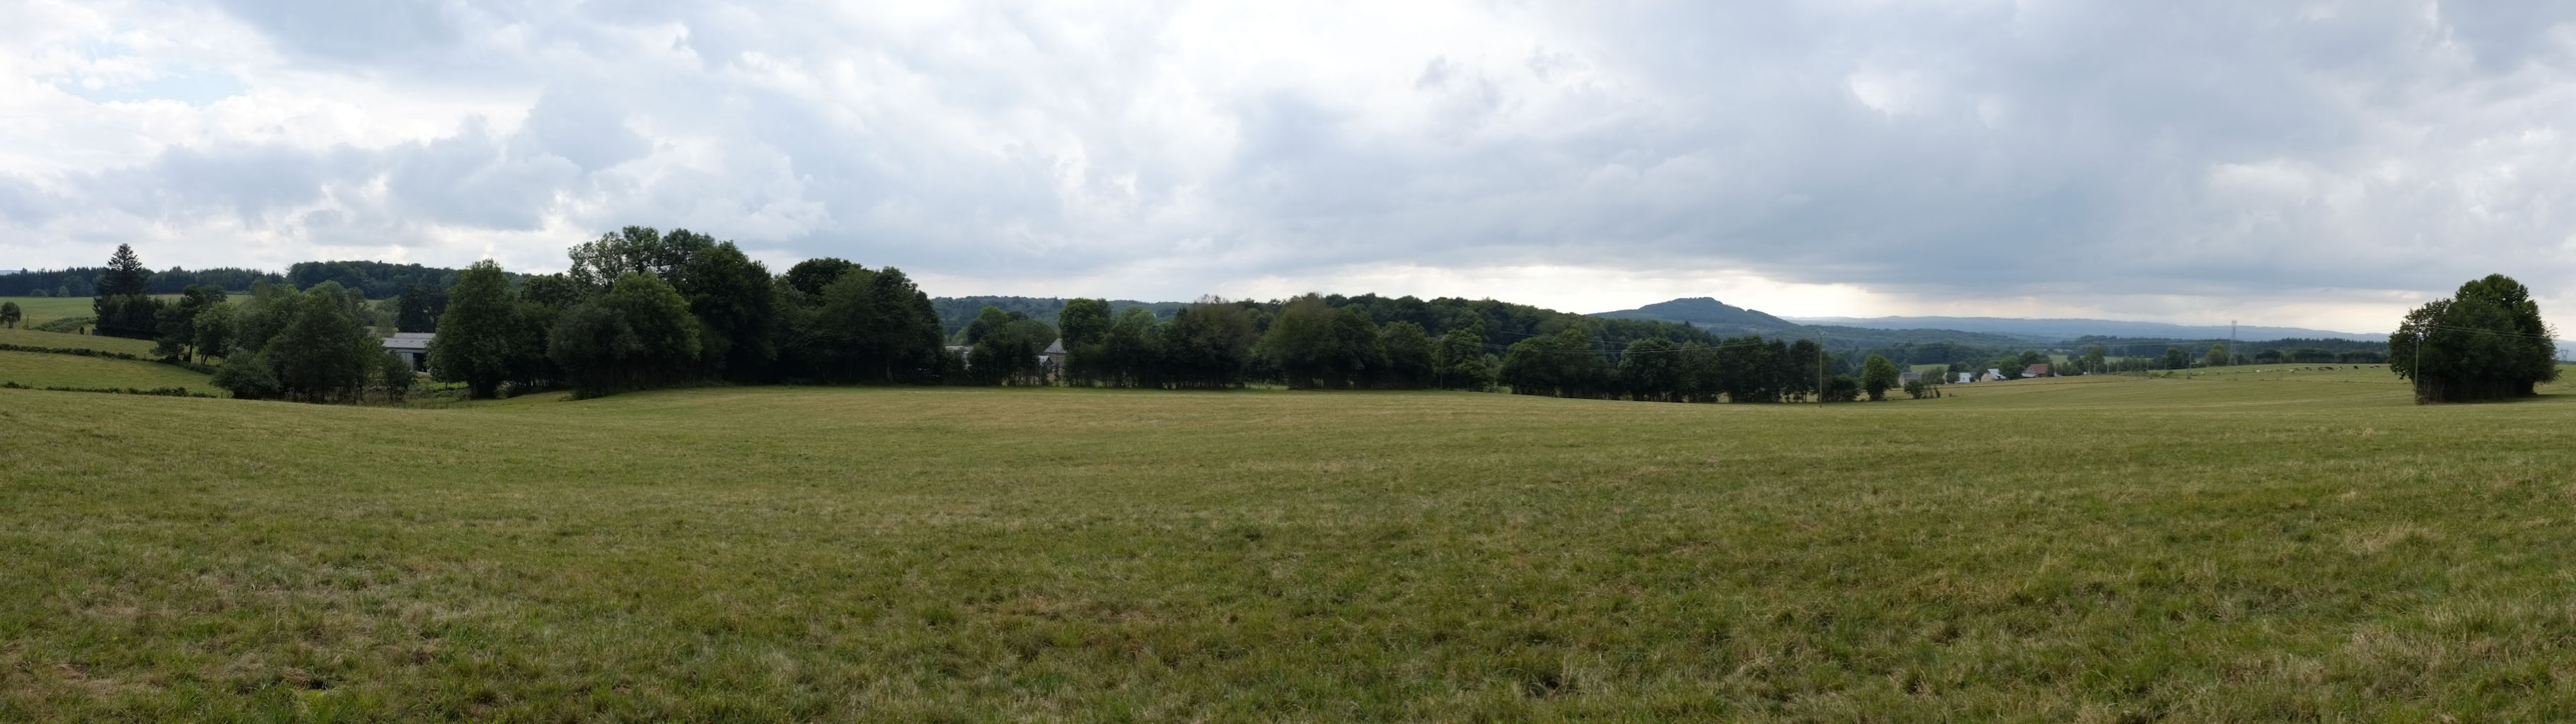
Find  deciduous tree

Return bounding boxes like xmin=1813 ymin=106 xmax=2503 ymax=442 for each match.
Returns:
xmin=2389 ymin=274 xmax=2559 ymax=403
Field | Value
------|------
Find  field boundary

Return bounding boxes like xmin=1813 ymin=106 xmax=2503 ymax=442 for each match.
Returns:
xmin=0 ymin=342 xmax=217 ymax=374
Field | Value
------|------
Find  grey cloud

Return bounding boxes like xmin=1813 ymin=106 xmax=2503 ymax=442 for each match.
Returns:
xmin=21 ymin=1 xmax=2576 ymax=323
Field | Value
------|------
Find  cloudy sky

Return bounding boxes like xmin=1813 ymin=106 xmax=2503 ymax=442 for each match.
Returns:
xmin=6 ymin=1 xmax=2574 ymax=332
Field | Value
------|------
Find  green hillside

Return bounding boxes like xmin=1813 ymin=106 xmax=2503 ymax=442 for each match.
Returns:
xmin=0 ymin=350 xmax=212 ymax=390
xmin=6 ymin=371 xmax=2576 ymax=720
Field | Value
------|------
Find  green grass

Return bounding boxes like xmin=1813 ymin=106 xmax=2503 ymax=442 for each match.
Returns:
xmin=8 ymin=370 xmax=2576 ymax=720
xmin=0 ymin=350 xmax=214 ymax=391
xmin=2 ymin=294 xmax=257 ymax=329
xmin=0 ymin=327 xmax=163 ymax=356
xmin=1 ymin=295 xmax=99 ymax=327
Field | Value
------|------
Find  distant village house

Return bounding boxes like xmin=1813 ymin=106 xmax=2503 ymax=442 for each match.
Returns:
xmin=381 ymin=332 xmax=433 ymax=373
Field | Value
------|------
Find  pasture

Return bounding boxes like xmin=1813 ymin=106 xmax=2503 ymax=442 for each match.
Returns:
xmin=6 ymin=368 xmax=2576 ymax=720
xmin=0 ymin=327 xmax=164 ymax=356
xmin=0 ymin=350 xmax=213 ymax=391
xmin=1 ymin=295 xmax=98 ymax=328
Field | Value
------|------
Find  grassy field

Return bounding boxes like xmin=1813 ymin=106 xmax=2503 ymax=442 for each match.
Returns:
xmin=1 ymin=295 xmax=98 ymax=327
xmin=1 ymin=294 xmax=258 ymax=329
xmin=0 ymin=350 xmax=213 ymax=391
xmin=7 ymin=369 xmax=2576 ymax=720
xmin=0 ymin=327 xmax=163 ymax=356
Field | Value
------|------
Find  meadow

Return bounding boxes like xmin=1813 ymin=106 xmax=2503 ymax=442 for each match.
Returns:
xmin=0 ymin=350 xmax=214 ymax=391
xmin=2 ymin=295 xmax=101 ymax=328
xmin=6 ymin=368 xmax=2576 ymax=721
xmin=0 ymin=327 xmax=165 ymax=357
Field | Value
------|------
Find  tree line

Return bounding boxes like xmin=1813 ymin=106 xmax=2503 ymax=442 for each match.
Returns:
xmin=57 ymin=239 xmax=2524 ymax=409
xmin=0 ymin=264 xmax=278 ymax=298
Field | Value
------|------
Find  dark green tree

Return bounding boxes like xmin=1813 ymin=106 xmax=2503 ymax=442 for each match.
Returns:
xmin=1101 ymin=306 xmax=1161 ymax=387
xmin=1861 ymin=354 xmax=1900 ymax=401
xmin=192 ymin=301 xmax=235 ymax=363
xmin=2159 ymin=346 xmax=2191 ymax=370
xmin=99 ymin=244 xmax=151 ymax=297
xmin=1821 ymin=375 xmax=1861 ymax=402
xmin=0 ymin=301 xmax=18 ymax=329
xmin=1058 ymin=298 xmax=1113 ymax=385
xmin=1431 ymin=320 xmax=1492 ymax=391
xmin=93 ymin=244 xmax=163 ymax=339
xmin=1617 ymin=337 xmax=1682 ymax=402
xmin=783 ymin=257 xmax=860 ymax=296
xmin=1377 ymin=321 xmax=1433 ymax=389
xmin=1157 ymin=298 xmax=1257 ymax=388
xmin=395 ymin=284 xmax=448 ymax=333
xmin=152 ymin=284 xmax=227 ymax=361
xmin=1325 ymin=306 xmax=1385 ymax=388
xmin=2389 ymin=274 xmax=2560 ymax=403
xmin=429 ymin=260 xmax=525 ymax=399
xmin=674 ymin=241 xmax=776 ymax=380
xmin=1260 ymin=295 xmax=1337 ymax=389
xmin=267 ymin=283 xmax=376 ymax=402
xmin=378 ymin=351 xmax=415 ymax=402
xmin=549 ymin=272 xmax=703 ymax=397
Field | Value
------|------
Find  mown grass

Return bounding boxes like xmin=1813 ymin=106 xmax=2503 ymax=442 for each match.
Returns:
xmin=6 ymin=369 xmax=2576 ymax=721
xmin=0 ymin=327 xmax=163 ymax=356
xmin=0 ymin=350 xmax=213 ymax=390
xmin=1 ymin=294 xmax=256 ymax=329
xmin=0 ymin=296 xmax=98 ymax=327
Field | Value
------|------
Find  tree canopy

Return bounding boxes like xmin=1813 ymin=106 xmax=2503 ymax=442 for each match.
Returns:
xmin=2389 ymin=274 xmax=2559 ymax=403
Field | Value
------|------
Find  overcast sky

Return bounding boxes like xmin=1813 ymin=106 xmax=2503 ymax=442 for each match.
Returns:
xmin=6 ymin=1 xmax=2574 ymax=332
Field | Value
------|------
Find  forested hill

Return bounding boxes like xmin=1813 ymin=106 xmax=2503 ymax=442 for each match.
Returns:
xmin=1582 ymin=297 xmax=2029 ymax=348
xmin=1590 ymin=297 xmax=1797 ymax=334
xmin=933 ymin=293 xmax=1727 ymax=354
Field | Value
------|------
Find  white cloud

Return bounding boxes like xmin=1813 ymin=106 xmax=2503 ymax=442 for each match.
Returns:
xmin=2 ymin=0 xmax=2575 ymax=333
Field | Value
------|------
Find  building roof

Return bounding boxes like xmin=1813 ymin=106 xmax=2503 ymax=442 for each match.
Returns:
xmin=1043 ymin=338 xmax=1066 ymax=355
xmin=2023 ymin=363 xmax=2051 ymax=377
xmin=381 ymin=332 xmax=434 ymax=351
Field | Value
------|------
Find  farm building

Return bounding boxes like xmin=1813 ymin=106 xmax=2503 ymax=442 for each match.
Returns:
xmin=1041 ymin=339 xmax=1067 ymax=375
xmin=2022 ymin=363 xmax=2051 ymax=378
xmin=1956 ymin=372 xmax=1974 ymax=384
xmin=1899 ymin=370 xmax=1922 ymax=384
xmin=381 ymin=332 xmax=434 ymax=372
xmin=1980 ymin=368 xmax=2006 ymax=383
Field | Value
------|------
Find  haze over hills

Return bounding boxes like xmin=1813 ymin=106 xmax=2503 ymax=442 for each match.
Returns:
xmin=1780 ymin=316 xmax=2380 ymax=343
xmin=1590 ymin=297 xmax=2394 ymax=346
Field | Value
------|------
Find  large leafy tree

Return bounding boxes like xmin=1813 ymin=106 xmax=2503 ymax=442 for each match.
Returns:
xmin=395 ymin=284 xmax=448 ymax=333
xmin=675 ymin=241 xmax=776 ymax=380
xmin=1101 ymin=306 xmax=1161 ymax=387
xmin=1860 ymin=354 xmax=1901 ymax=401
xmin=0 ymin=301 xmax=18 ymax=329
xmin=550 ymin=272 xmax=703 ymax=397
xmin=1057 ymin=298 xmax=1114 ymax=385
xmin=1158 ymin=298 xmax=1257 ymax=389
xmin=429 ymin=261 xmax=526 ymax=399
xmin=265 ymin=283 xmax=377 ymax=403
xmin=2389 ymin=274 xmax=2560 ymax=403
xmin=1431 ymin=320 xmax=1492 ymax=391
xmin=1260 ymin=295 xmax=1337 ymax=389
xmin=1377 ymin=321 xmax=1433 ymax=389
xmin=783 ymin=257 xmax=860 ymax=297
xmin=1617 ymin=337 xmax=1682 ymax=402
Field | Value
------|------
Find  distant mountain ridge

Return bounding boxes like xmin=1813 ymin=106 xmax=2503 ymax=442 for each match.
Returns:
xmin=1590 ymin=297 xmax=1797 ymax=334
xmin=1780 ymin=315 xmax=2379 ymax=342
